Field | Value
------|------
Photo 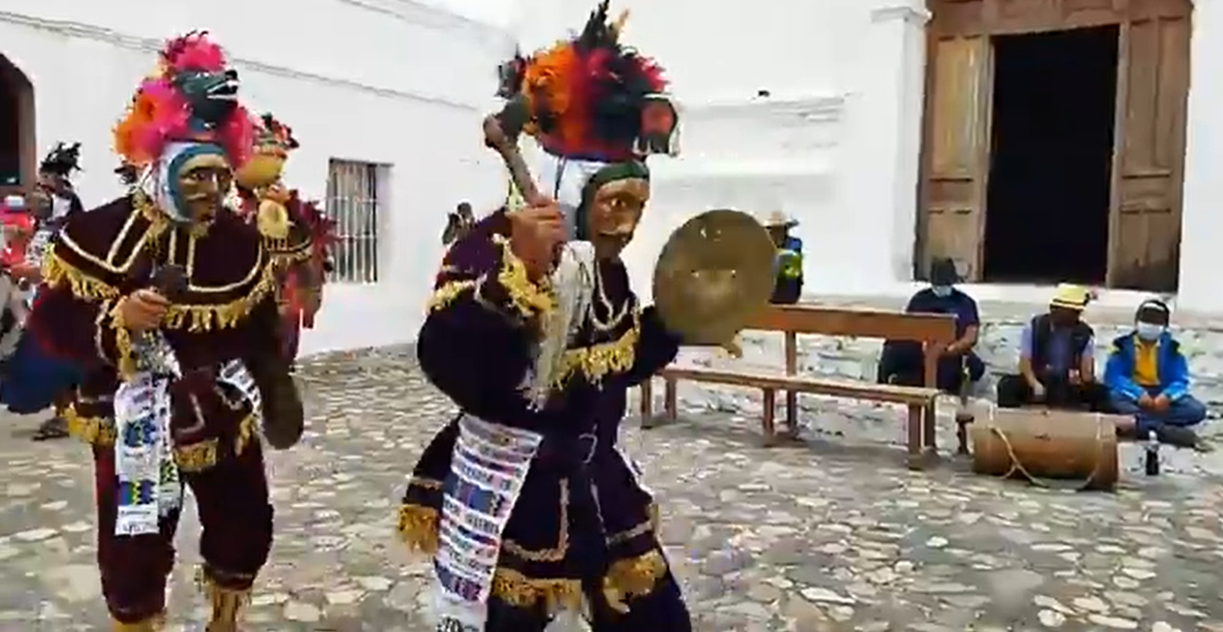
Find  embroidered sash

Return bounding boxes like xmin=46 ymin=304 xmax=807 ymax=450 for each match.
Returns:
xmin=433 ymin=414 xmax=542 ymax=632
xmin=113 ymin=331 xmax=183 ymax=536
xmin=113 ymin=353 xmax=260 ymax=537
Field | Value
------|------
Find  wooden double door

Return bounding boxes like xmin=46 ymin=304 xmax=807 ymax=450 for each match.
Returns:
xmin=916 ymin=0 xmax=1192 ymax=291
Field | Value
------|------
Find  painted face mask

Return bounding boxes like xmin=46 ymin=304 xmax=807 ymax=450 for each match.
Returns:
xmin=577 ymin=162 xmax=651 ymax=260
xmin=156 ymin=142 xmax=232 ymax=223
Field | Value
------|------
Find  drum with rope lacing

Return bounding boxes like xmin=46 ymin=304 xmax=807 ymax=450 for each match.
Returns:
xmin=970 ymin=406 xmax=1122 ymax=492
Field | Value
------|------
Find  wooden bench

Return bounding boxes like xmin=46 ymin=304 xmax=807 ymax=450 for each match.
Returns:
xmin=639 ymin=305 xmax=959 ymax=469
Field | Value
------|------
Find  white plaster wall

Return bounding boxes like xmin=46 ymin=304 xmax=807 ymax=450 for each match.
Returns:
xmin=0 ymin=0 xmax=517 ymax=354
xmin=511 ymin=0 xmax=1223 ymax=316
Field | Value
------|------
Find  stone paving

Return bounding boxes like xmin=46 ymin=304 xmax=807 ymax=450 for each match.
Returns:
xmin=2 ymin=346 xmax=1223 ymax=630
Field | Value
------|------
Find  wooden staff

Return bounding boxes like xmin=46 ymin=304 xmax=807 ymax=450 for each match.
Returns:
xmin=482 ymin=95 xmax=548 ymax=207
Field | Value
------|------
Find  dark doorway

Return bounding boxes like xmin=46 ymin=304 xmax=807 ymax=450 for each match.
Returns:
xmin=982 ymin=26 xmax=1119 ymax=285
xmin=0 ymin=55 xmax=33 ymax=195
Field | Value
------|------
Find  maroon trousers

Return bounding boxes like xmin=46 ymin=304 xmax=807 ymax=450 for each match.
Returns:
xmin=92 ymin=444 xmax=274 ymax=623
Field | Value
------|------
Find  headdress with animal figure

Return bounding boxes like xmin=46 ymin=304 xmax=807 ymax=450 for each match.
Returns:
xmin=495 ymin=0 xmax=679 ymax=234
xmin=39 ymin=143 xmax=82 ymax=178
xmin=235 ymin=113 xmax=303 ymax=240
xmin=112 ymin=31 xmax=255 ymax=223
xmin=235 ymin=113 xmax=299 ymax=190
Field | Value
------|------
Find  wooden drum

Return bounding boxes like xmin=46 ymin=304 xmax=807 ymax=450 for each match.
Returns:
xmin=971 ymin=408 xmax=1121 ymax=491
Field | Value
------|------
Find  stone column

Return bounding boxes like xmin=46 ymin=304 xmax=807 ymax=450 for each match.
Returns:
xmin=833 ymin=0 xmax=930 ymax=294
xmin=1176 ymin=0 xmax=1223 ymax=312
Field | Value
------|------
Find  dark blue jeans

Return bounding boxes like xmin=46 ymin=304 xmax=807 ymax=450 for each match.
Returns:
xmin=1109 ymin=387 xmax=1207 ymax=436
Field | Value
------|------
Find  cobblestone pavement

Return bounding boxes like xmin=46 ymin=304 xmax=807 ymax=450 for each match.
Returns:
xmin=3 ymin=347 xmax=1223 ymax=631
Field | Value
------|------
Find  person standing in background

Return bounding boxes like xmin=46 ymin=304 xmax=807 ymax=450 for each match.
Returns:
xmin=32 ymin=142 xmax=85 ymax=229
xmin=764 ymin=211 xmax=803 ymax=304
xmin=442 ymin=201 xmax=476 ymax=246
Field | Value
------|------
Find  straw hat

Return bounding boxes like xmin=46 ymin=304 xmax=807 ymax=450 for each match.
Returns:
xmin=761 ymin=210 xmax=797 ymax=228
xmin=1049 ymin=283 xmax=1092 ymax=311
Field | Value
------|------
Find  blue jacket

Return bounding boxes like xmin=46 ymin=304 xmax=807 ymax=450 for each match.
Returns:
xmin=1103 ymin=332 xmax=1190 ymax=401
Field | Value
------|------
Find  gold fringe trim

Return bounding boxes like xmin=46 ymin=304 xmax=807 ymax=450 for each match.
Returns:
xmin=198 ymin=570 xmax=251 ymax=632
xmin=106 ymin=300 xmax=139 ymax=379
xmin=395 ymin=501 xmax=667 ymax=615
xmin=492 ymin=567 xmax=583 ymax=613
xmin=602 ymin=549 xmax=668 ymax=614
xmin=397 ymin=503 xmax=439 ymax=555
xmin=426 ymin=279 xmax=478 ymax=313
xmin=553 ymin=309 xmax=639 ymax=388
xmin=42 ymin=253 xmax=119 ymax=300
xmin=491 ymin=234 xmax=554 ymax=319
xmin=65 ymin=404 xmax=117 ymax=445
xmin=42 ymin=249 xmax=276 ymax=333
xmin=110 ymin=612 xmax=166 ymax=631
xmin=65 ymin=405 xmax=258 ymax=472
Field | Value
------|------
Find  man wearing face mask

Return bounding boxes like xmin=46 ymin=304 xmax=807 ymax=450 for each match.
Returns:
xmin=398 ymin=4 xmax=692 ymax=631
xmin=997 ymin=283 xmax=1108 ymax=410
xmin=26 ymin=32 xmax=303 ymax=631
xmin=878 ymin=257 xmax=985 ymax=392
xmin=1103 ymin=299 xmax=1207 ymax=446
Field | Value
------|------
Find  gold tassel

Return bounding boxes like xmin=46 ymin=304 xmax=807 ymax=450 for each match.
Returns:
xmin=397 ymin=504 xmax=439 ymax=554
xmin=601 ymin=549 xmax=667 ymax=613
xmin=491 ymin=234 xmax=555 ymax=319
xmin=199 ymin=573 xmax=251 ymax=632
xmin=491 ymin=567 xmax=583 ymax=614
xmin=107 ymin=300 xmax=139 ymax=380
xmin=64 ymin=404 xmax=117 ymax=445
xmin=110 ymin=612 xmax=165 ymax=631
xmin=426 ymin=279 xmax=477 ymax=313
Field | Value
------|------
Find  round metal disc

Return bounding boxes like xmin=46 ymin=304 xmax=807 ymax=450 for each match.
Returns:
xmin=652 ymin=209 xmax=777 ymax=345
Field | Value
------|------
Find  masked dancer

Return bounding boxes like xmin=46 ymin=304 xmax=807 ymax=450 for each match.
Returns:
xmin=232 ymin=114 xmax=335 ymax=369
xmin=397 ymin=3 xmax=689 ymax=631
xmin=33 ymin=142 xmax=85 ymax=228
xmin=28 ymin=31 xmax=304 ymax=631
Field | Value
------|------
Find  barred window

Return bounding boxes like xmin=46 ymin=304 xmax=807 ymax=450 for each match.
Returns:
xmin=325 ymin=159 xmax=383 ymax=283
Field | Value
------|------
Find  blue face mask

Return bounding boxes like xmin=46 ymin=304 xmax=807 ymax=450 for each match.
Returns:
xmin=1135 ymin=322 xmax=1165 ymax=341
xmin=931 ymin=285 xmax=952 ymax=298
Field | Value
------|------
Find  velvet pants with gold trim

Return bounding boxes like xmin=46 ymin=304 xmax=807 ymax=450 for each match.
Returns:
xmin=91 ymin=443 xmax=273 ymax=623
xmin=484 ymin=567 xmax=691 ymax=632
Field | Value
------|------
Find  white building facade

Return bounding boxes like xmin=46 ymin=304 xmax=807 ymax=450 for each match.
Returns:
xmin=0 ymin=0 xmax=517 ymax=354
xmin=6 ymin=0 xmax=1223 ymax=357
xmin=515 ymin=0 xmax=1223 ymax=315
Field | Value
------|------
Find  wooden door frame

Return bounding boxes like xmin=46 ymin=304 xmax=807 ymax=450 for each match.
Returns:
xmin=918 ymin=0 xmax=1191 ymax=287
xmin=0 ymin=53 xmax=35 ymax=200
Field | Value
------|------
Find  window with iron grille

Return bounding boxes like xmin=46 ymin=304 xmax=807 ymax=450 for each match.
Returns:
xmin=325 ymin=159 xmax=382 ymax=283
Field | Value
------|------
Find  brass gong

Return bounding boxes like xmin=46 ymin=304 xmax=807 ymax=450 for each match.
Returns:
xmin=653 ymin=209 xmax=776 ymax=345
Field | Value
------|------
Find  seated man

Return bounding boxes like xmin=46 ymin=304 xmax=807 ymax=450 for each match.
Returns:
xmin=877 ymin=257 xmax=985 ymax=393
xmin=1104 ymin=299 xmax=1208 ymax=447
xmin=764 ymin=211 xmax=803 ymax=304
xmin=997 ymin=284 xmax=1108 ymax=410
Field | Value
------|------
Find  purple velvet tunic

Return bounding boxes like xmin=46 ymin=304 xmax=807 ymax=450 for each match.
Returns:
xmin=399 ymin=209 xmax=681 ymax=611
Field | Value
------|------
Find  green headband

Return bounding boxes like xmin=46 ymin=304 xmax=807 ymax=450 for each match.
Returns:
xmin=575 ymin=161 xmax=650 ymax=240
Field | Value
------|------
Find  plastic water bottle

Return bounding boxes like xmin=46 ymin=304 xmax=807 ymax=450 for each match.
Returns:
xmin=1144 ymin=430 xmax=1161 ymax=476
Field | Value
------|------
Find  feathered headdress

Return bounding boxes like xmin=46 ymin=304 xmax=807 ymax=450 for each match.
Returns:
xmin=497 ymin=0 xmax=670 ymax=161
xmin=113 ymin=31 xmax=255 ymax=169
xmin=39 ymin=142 xmax=82 ymax=176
